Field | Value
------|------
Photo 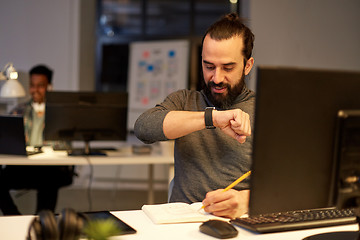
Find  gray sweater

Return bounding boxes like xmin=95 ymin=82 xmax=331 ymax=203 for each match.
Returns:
xmin=134 ymin=87 xmax=255 ymax=203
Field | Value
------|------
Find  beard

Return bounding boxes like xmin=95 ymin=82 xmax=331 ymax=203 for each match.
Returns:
xmin=203 ymin=73 xmax=245 ymax=109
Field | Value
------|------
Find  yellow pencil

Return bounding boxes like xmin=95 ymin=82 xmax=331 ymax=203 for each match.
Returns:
xmin=201 ymin=170 xmax=251 ymax=209
xmin=222 ymin=170 xmax=251 ymax=192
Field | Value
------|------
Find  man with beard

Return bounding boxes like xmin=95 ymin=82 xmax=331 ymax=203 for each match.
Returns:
xmin=134 ymin=13 xmax=255 ymax=219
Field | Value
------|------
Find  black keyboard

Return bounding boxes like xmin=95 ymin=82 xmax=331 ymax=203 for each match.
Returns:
xmin=231 ymin=208 xmax=356 ymax=233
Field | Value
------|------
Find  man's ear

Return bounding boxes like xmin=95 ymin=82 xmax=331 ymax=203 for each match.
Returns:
xmin=244 ymin=57 xmax=254 ymax=76
xmin=47 ymin=84 xmax=53 ymax=91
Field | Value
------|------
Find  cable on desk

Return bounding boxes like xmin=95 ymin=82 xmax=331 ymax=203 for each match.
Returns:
xmin=84 ymin=155 xmax=93 ymax=212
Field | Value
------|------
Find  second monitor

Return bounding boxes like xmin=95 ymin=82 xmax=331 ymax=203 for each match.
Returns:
xmin=44 ymin=91 xmax=128 ymax=155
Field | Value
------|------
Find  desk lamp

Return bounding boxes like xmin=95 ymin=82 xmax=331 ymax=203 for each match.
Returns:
xmin=0 ymin=62 xmax=26 ymax=98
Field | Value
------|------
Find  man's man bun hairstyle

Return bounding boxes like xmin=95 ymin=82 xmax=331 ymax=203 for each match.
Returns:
xmin=202 ymin=12 xmax=255 ymax=62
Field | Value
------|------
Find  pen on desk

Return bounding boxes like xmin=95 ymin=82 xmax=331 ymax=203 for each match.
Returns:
xmin=201 ymin=170 xmax=252 ymax=209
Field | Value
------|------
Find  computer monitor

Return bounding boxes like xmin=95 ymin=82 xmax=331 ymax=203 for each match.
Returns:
xmin=249 ymin=66 xmax=360 ymax=216
xmin=333 ymin=110 xmax=360 ymax=210
xmin=44 ymin=91 xmax=128 ymax=155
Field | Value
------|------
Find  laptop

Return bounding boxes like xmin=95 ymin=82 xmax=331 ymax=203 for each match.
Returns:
xmin=0 ymin=115 xmax=42 ymax=156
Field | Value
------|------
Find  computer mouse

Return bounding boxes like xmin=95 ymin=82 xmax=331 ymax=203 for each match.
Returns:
xmin=199 ymin=220 xmax=238 ymax=239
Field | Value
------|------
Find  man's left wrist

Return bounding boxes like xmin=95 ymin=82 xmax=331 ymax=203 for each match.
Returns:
xmin=205 ymin=107 xmax=216 ymax=129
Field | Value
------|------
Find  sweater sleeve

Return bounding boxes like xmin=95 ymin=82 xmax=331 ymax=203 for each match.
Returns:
xmin=134 ymin=106 xmax=170 ymax=144
xmin=134 ymin=90 xmax=188 ymax=144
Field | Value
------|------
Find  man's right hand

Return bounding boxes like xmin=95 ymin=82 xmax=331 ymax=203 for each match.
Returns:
xmin=213 ymin=109 xmax=251 ymax=143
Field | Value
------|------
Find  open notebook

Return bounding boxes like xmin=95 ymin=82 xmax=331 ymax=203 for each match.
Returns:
xmin=142 ymin=202 xmax=228 ymax=224
xmin=0 ymin=115 xmax=41 ymax=156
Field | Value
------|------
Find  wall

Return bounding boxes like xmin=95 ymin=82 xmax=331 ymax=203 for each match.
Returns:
xmin=248 ymin=0 xmax=360 ymax=90
xmin=0 ymin=0 xmax=95 ymax=91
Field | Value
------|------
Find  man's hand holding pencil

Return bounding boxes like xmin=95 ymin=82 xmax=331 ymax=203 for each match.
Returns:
xmin=201 ymin=171 xmax=251 ymax=219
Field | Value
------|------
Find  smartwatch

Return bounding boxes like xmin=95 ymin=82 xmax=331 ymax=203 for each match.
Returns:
xmin=205 ymin=107 xmax=216 ymax=129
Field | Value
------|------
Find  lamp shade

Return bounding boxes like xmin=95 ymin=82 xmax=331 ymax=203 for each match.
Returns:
xmin=0 ymin=78 xmax=26 ymax=98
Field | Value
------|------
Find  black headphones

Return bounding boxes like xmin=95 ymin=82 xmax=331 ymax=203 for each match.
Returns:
xmin=27 ymin=208 xmax=86 ymax=240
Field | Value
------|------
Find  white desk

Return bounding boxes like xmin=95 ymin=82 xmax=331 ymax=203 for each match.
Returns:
xmin=0 ymin=210 xmax=358 ymax=240
xmin=0 ymin=146 xmax=174 ymax=165
xmin=0 ymin=146 xmax=174 ymax=204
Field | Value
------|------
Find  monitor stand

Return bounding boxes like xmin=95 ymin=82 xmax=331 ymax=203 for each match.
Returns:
xmin=303 ymin=207 xmax=359 ymax=240
xmin=67 ymin=141 xmax=107 ymax=156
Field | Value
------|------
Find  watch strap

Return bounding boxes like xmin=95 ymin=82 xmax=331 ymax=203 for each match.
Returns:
xmin=205 ymin=107 xmax=216 ymax=129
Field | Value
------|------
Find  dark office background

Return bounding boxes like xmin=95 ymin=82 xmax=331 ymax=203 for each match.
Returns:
xmin=95 ymin=0 xmax=244 ymax=92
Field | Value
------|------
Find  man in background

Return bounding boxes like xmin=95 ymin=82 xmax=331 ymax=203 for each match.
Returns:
xmin=0 ymin=65 xmax=74 ymax=215
xmin=135 ymin=13 xmax=255 ymax=219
